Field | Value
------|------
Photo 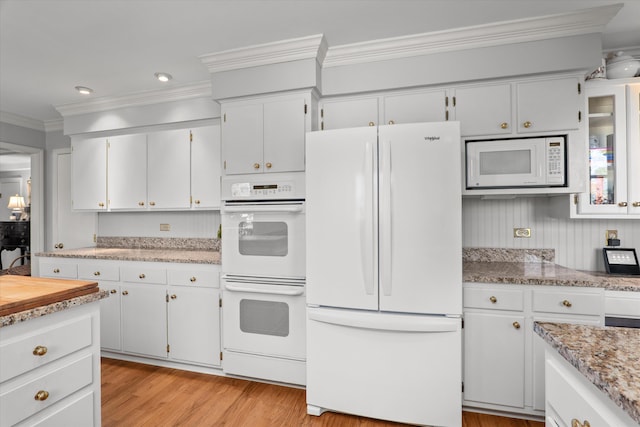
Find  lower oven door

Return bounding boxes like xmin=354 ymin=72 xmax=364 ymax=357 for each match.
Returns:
xmin=222 ymin=276 xmax=306 ymax=361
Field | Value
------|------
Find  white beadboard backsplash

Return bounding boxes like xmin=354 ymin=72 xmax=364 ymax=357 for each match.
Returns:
xmin=462 ymin=197 xmax=640 ymax=272
xmin=97 ymin=211 xmax=220 ymax=239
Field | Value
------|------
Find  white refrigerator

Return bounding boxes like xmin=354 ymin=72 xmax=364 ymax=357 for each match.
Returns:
xmin=305 ymin=122 xmax=462 ymax=426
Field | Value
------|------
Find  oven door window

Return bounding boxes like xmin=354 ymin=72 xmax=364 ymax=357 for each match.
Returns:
xmin=239 ymin=299 xmax=289 ymax=337
xmin=239 ymin=221 xmax=288 ymax=256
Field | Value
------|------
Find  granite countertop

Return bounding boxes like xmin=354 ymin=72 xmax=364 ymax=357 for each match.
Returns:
xmin=35 ymin=236 xmax=221 ymax=265
xmin=463 ymin=248 xmax=640 ymax=292
xmin=0 ymin=289 xmax=109 ymax=328
xmin=534 ymin=321 xmax=640 ymax=424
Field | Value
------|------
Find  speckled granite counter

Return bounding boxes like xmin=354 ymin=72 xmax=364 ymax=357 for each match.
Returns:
xmin=535 ymin=321 xmax=640 ymax=425
xmin=0 ymin=289 xmax=109 ymax=328
xmin=36 ymin=247 xmax=221 ymax=265
xmin=463 ymin=248 xmax=640 ymax=292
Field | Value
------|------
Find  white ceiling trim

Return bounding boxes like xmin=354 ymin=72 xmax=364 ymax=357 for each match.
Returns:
xmin=0 ymin=111 xmax=45 ymax=132
xmin=199 ymin=34 xmax=328 ymax=73
xmin=322 ymin=4 xmax=622 ymax=67
xmin=55 ymin=81 xmax=212 ymax=117
xmin=44 ymin=119 xmax=64 ymax=133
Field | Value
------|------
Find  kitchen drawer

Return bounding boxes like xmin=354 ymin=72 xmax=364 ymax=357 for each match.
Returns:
xmin=605 ymin=290 xmax=640 ymax=317
xmin=28 ymin=391 xmax=93 ymax=427
xmin=78 ymin=263 xmax=119 ymax=282
xmin=0 ymin=354 xmax=93 ymax=427
xmin=38 ymin=262 xmax=77 ymax=279
xmin=464 ymin=287 xmax=524 ymax=311
xmin=0 ymin=316 xmax=92 ymax=383
xmin=167 ymin=267 xmax=220 ymax=288
xmin=532 ymin=289 xmax=603 ymax=316
xmin=121 ymin=266 xmax=166 ymax=285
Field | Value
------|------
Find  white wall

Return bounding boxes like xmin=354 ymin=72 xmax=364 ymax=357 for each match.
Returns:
xmin=462 ymin=197 xmax=640 ymax=272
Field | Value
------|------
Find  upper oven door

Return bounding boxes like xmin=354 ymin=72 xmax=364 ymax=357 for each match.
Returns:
xmin=466 ymin=138 xmax=547 ymax=188
xmin=221 ymin=201 xmax=305 ymax=279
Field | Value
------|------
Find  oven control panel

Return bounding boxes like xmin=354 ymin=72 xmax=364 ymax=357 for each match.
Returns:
xmin=230 ymin=182 xmax=296 ymax=198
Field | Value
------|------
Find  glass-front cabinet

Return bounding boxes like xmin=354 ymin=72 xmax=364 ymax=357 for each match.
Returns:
xmin=573 ymin=81 xmax=640 ymax=217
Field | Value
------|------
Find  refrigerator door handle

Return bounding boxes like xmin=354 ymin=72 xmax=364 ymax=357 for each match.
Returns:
xmin=308 ymin=308 xmax=460 ymax=333
xmin=360 ymin=141 xmax=375 ymax=296
xmin=380 ymin=138 xmax=392 ymax=296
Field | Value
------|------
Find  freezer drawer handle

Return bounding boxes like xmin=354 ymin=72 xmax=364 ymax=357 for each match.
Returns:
xmin=225 ymin=283 xmax=304 ymax=296
xmin=308 ymin=309 xmax=460 ymax=332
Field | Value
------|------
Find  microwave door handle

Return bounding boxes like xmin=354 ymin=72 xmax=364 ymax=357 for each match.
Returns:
xmin=223 ymin=205 xmax=304 ymax=213
xmin=224 ymin=283 xmax=304 ymax=296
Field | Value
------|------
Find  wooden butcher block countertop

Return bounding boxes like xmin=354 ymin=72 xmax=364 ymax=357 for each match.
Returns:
xmin=0 ymin=275 xmax=99 ymax=317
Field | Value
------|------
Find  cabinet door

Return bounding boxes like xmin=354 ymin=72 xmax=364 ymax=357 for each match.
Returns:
xmin=320 ymin=97 xmax=379 ymax=130
xmin=147 ymin=129 xmax=191 ymax=209
xmin=463 ymin=311 xmax=525 ymax=408
xmin=453 ymin=84 xmax=512 ymax=136
xmin=99 ymin=284 xmax=121 ymax=351
xmin=516 ymin=77 xmax=581 ymax=133
xmin=222 ymin=103 xmax=263 ymax=175
xmin=627 ymin=83 xmax=640 ymax=215
xmin=191 ymin=125 xmax=221 ymax=209
xmin=263 ymin=97 xmax=306 ymax=173
xmin=167 ymin=286 xmax=220 ymax=366
xmin=121 ymin=283 xmax=167 ymax=358
xmin=71 ymin=137 xmax=107 ymax=210
xmin=383 ymin=90 xmax=447 ymax=125
xmin=107 ymin=134 xmax=147 ymax=210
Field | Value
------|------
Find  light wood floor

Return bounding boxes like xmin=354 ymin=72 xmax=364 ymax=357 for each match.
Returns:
xmin=101 ymin=358 xmax=544 ymax=427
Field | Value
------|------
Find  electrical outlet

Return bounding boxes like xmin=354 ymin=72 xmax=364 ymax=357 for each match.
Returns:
xmin=606 ymin=229 xmax=618 ymax=244
xmin=160 ymin=223 xmax=171 ymax=231
xmin=513 ymin=228 xmax=531 ymax=238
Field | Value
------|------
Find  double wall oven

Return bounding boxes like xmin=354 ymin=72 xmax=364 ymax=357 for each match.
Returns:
xmin=220 ymin=172 xmax=306 ymax=385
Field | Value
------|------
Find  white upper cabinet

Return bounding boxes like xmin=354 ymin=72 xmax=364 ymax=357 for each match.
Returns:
xmin=516 ymin=77 xmax=582 ymax=134
xmin=320 ymin=96 xmax=379 ymax=130
xmin=191 ymin=125 xmax=221 ymax=209
xmin=71 ymin=136 xmax=107 ymax=210
xmin=147 ymin=128 xmax=191 ymax=209
xmin=453 ymin=83 xmax=512 ymax=136
xmin=221 ymin=91 xmax=313 ymax=175
xmin=382 ymin=90 xmax=447 ymax=125
xmin=108 ymin=134 xmax=148 ymax=210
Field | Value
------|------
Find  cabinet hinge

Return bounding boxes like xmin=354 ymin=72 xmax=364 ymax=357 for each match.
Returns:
xmin=320 ymin=108 xmax=324 ymax=118
xmin=223 ymin=113 xmax=226 ymax=122
xmin=93 ymin=234 xmax=97 ymax=243
xmin=107 ymin=142 xmax=110 ymax=149
xmin=578 ymin=83 xmax=582 ymax=94
xmin=461 ymin=317 xmax=464 ymax=328
xmin=445 ymin=96 xmax=448 ymax=107
xmin=574 ymin=194 xmax=579 ymax=205
xmin=167 ymin=344 xmax=170 ymax=353
xmin=462 ymin=382 xmax=464 ymax=393
xmin=578 ymin=110 xmax=582 ymax=122
xmin=190 ymin=131 xmax=193 ymax=142
xmin=452 ymin=96 xmax=456 ymax=107
xmin=220 ymin=351 xmax=223 ymax=361
xmin=445 ymin=110 xmax=449 ymax=121
xmin=223 ymin=160 xmax=227 ymax=170
xmin=304 ymin=103 xmax=308 ymax=114
xmin=166 ymin=294 xmax=169 ymax=303
xmin=321 ymin=122 xmax=324 ymax=130
xmin=219 ymin=297 xmax=222 ymax=308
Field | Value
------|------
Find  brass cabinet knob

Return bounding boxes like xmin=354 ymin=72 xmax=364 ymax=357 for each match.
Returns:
xmin=523 ymin=121 xmax=532 ymax=128
xmin=149 ymin=201 xmax=156 ymax=206
xmin=388 ymin=120 xmax=395 ymax=125
xmin=94 ymin=271 xmax=101 ymax=276
xmin=53 ymin=268 xmax=60 ymax=274
xmin=33 ymin=346 xmax=48 ymax=356
xmin=253 ymin=163 xmax=260 ymax=169
xmin=58 ymin=243 xmax=63 ymax=249
xmin=489 ymin=296 xmax=497 ymax=303
xmin=190 ymin=277 xmax=197 ymax=283
xmin=98 ymin=202 xmax=105 ymax=207
xmin=122 ymin=290 xmax=129 ymax=296
xmin=618 ymin=202 xmax=628 ymax=207
xmin=170 ymin=294 xmax=177 ymax=300
xmin=139 ymin=273 xmax=146 ymax=279
xmin=266 ymin=162 xmax=272 ymax=169
xmin=194 ymin=199 xmax=201 ymax=205
xmin=34 ymin=390 xmax=49 ymax=401
xmin=54 ymin=244 xmax=58 ymax=249
xmin=571 ymin=419 xmax=590 ymax=427
xmin=562 ymin=299 xmax=572 ymax=308
xmin=138 ymin=201 xmax=145 ymax=207
xmin=513 ymin=321 xmax=521 ymax=329
xmin=110 ymin=289 xmax=117 ymax=294
xmin=500 ymin=122 xmax=508 ymax=129
xmin=368 ymin=122 xmax=375 ymax=127
xmin=633 ymin=202 xmax=640 ymax=207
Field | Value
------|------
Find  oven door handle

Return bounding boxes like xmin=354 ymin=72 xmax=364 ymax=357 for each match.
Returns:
xmin=224 ymin=283 xmax=305 ymax=296
xmin=223 ymin=205 xmax=304 ymax=213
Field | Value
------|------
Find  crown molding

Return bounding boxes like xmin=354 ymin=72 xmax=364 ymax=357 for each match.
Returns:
xmin=199 ymin=34 xmax=328 ymax=73
xmin=0 ymin=111 xmax=45 ymax=131
xmin=323 ymin=4 xmax=623 ymax=67
xmin=55 ymin=80 xmax=212 ymax=117
xmin=44 ymin=119 xmax=64 ymax=132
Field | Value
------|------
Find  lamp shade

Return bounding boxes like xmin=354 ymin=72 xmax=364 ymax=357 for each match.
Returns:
xmin=8 ymin=194 xmax=25 ymax=209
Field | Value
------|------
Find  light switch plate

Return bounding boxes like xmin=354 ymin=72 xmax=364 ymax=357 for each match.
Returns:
xmin=160 ymin=223 xmax=171 ymax=231
xmin=513 ymin=228 xmax=531 ymax=238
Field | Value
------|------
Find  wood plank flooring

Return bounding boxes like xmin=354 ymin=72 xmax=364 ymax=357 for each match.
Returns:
xmin=101 ymin=358 xmax=544 ymax=427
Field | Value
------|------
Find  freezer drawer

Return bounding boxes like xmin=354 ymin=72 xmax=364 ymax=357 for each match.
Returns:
xmin=306 ymin=307 xmax=462 ymax=426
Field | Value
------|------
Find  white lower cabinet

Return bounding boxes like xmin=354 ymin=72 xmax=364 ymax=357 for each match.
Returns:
xmin=121 ymin=282 xmax=168 ymax=358
xmin=463 ymin=283 xmax=604 ymax=418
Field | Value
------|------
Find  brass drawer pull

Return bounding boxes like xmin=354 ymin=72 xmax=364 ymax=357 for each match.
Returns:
xmin=194 ymin=199 xmax=201 ymax=205
xmin=33 ymin=346 xmax=48 ymax=356
xmin=500 ymin=122 xmax=508 ymax=129
xmin=170 ymin=294 xmax=177 ymax=300
xmin=110 ymin=289 xmax=117 ymax=294
xmin=149 ymin=201 xmax=156 ymax=206
xmin=139 ymin=273 xmax=146 ymax=279
xmin=53 ymin=268 xmax=60 ymax=274
xmin=190 ymin=277 xmax=197 ymax=283
xmin=34 ymin=390 xmax=49 ymax=401
xmin=94 ymin=271 xmax=101 ymax=276
xmin=562 ymin=300 xmax=572 ymax=308
xmin=138 ymin=201 xmax=145 ymax=207
xmin=265 ymin=162 xmax=272 ymax=169
xmin=489 ymin=296 xmax=497 ymax=303
xmin=633 ymin=202 xmax=640 ymax=207
xmin=253 ymin=163 xmax=260 ymax=169
xmin=368 ymin=121 xmax=375 ymax=127
xmin=618 ymin=202 xmax=628 ymax=207
xmin=122 ymin=290 xmax=129 ymax=296
xmin=523 ymin=121 xmax=532 ymax=128
xmin=513 ymin=321 xmax=521 ymax=329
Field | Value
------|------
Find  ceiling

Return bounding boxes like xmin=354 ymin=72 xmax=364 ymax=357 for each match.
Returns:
xmin=0 ymin=0 xmax=639 ymax=126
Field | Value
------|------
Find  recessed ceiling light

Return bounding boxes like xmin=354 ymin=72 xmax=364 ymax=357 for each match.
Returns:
xmin=154 ymin=72 xmax=172 ymax=82
xmin=75 ymin=86 xmax=93 ymax=95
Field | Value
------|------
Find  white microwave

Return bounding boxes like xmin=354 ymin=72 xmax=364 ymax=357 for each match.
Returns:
xmin=465 ymin=136 xmax=566 ymax=189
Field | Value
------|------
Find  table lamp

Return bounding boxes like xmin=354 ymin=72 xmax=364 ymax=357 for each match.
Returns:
xmin=7 ymin=194 xmax=25 ymax=220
